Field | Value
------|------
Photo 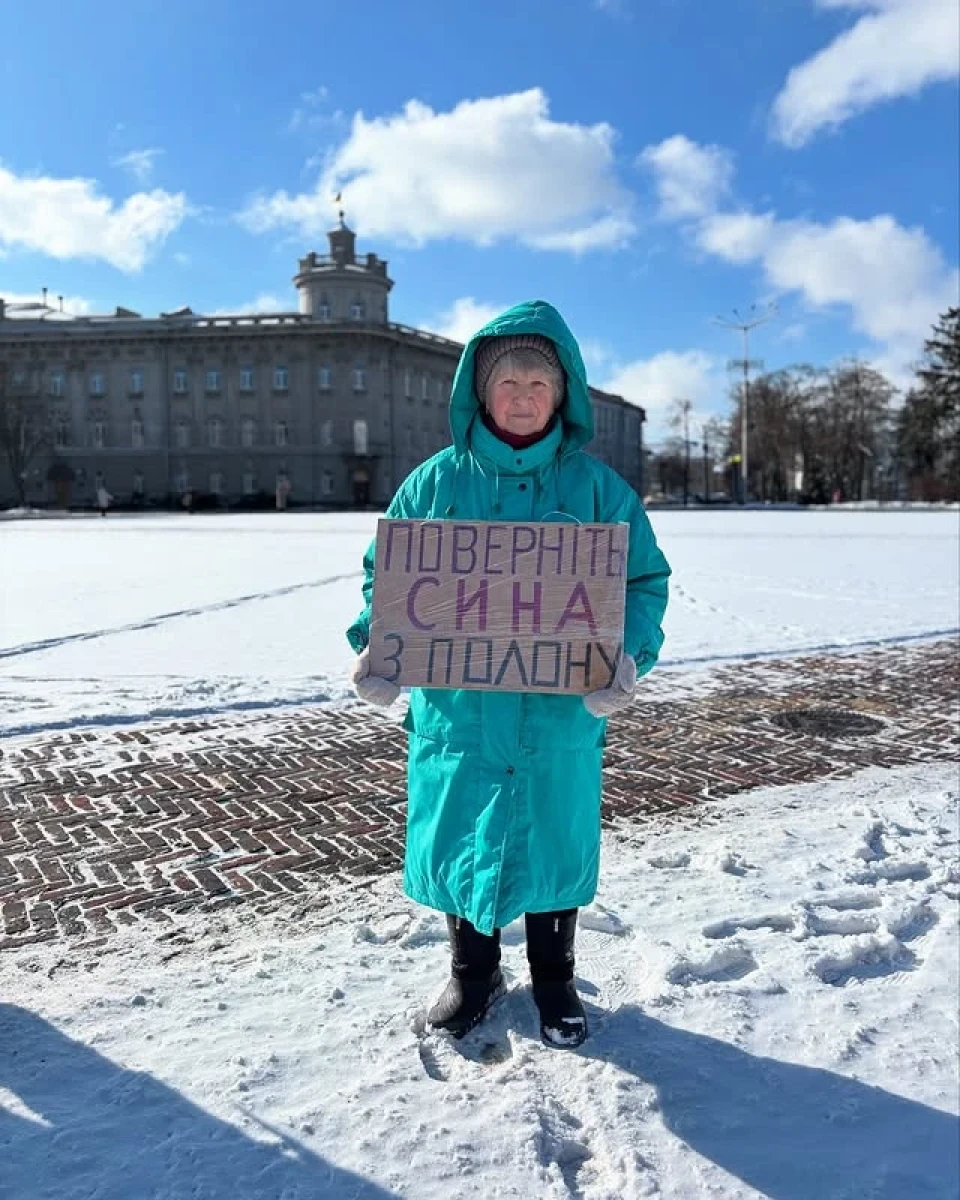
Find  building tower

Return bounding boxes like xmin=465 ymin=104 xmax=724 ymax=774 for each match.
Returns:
xmin=293 ymin=217 xmax=393 ymax=324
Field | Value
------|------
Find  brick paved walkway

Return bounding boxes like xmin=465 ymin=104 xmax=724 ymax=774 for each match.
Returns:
xmin=1 ymin=639 xmax=956 ymax=950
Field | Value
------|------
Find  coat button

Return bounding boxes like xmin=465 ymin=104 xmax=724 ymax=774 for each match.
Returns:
xmin=506 ymin=766 xmax=515 ymax=775
xmin=515 ymin=458 xmax=522 ymax=465
xmin=519 ymin=483 xmax=527 ymax=491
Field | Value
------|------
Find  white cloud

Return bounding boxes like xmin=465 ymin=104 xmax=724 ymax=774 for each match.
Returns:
xmin=209 ymin=293 xmax=288 ymax=317
xmin=111 ymin=148 xmax=164 ymax=184
xmin=697 ymin=211 xmax=776 ymax=263
xmin=0 ymin=165 xmax=187 ymax=271
xmin=287 ymin=87 xmax=346 ymax=135
xmin=579 ymin=337 xmax=617 ymax=377
xmin=641 ymin=133 xmax=959 ymax=376
xmin=705 ymin=210 xmax=959 ymax=363
xmin=422 ymin=297 xmax=505 ymax=344
xmin=0 ymin=290 xmax=93 ymax=318
xmin=241 ymin=89 xmax=634 ymax=252
xmin=527 ymin=214 xmax=635 ymax=254
xmin=593 ymin=0 xmax=631 ymax=18
xmin=601 ymin=349 xmax=721 ymax=437
xmin=639 ymin=135 xmax=734 ymax=219
xmin=771 ymin=0 xmax=960 ymax=147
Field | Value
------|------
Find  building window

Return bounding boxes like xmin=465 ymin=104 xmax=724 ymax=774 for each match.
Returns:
xmin=404 ymin=369 xmax=412 ymax=398
xmin=239 ymin=366 xmax=254 ymax=392
xmin=49 ymin=370 xmax=66 ymax=398
xmin=89 ymin=372 xmax=105 ymax=397
xmin=55 ymin=422 xmax=69 ymax=450
xmin=318 ymin=366 xmax=332 ymax=391
xmin=131 ymin=419 xmax=145 ymax=448
xmin=350 ymin=301 xmax=365 ymax=320
xmin=317 ymin=301 xmax=331 ymax=320
xmin=210 ymin=471 xmax=223 ymax=496
xmin=133 ymin=471 xmax=144 ymax=497
xmin=274 ymin=366 xmax=289 ymax=391
xmin=175 ymin=467 xmax=189 ymax=494
xmin=12 ymin=368 xmax=27 ymax=388
xmin=436 ymin=377 xmax=445 ymax=403
xmin=173 ymin=369 xmax=188 ymax=394
xmin=130 ymin=369 xmax=144 ymax=395
xmin=205 ymin=369 xmax=221 ymax=394
xmin=353 ymin=368 xmax=366 ymax=392
xmin=241 ymin=418 xmax=256 ymax=448
xmin=321 ymin=470 xmax=334 ymax=497
xmin=175 ymin=421 xmax=190 ymax=449
xmin=275 ymin=421 xmax=288 ymax=447
xmin=353 ymin=419 xmax=369 ymax=456
xmin=93 ymin=421 xmax=106 ymax=449
xmin=421 ymin=374 xmax=430 ymax=401
xmin=208 ymin=418 xmax=223 ymax=448
xmin=242 ymin=470 xmax=256 ymax=496
xmin=405 ymin=423 xmax=414 ymax=451
xmin=321 ymin=419 xmax=333 ymax=448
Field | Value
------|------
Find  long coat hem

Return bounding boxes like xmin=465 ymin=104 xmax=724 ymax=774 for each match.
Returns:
xmin=401 ymin=873 xmax=600 ymax=937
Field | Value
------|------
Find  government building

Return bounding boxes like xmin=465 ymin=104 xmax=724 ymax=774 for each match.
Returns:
xmin=0 ymin=224 xmax=647 ymax=510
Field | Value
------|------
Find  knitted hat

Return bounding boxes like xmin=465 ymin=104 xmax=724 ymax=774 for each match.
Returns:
xmin=474 ymin=334 xmax=564 ymax=402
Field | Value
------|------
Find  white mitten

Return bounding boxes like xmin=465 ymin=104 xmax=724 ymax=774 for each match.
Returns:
xmin=352 ymin=647 xmax=401 ymax=708
xmin=582 ymin=654 xmax=637 ymax=718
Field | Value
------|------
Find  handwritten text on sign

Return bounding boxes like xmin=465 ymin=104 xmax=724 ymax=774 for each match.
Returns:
xmin=368 ymin=519 xmax=628 ymax=694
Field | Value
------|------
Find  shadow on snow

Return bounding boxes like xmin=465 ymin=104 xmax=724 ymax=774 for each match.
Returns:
xmin=0 ymin=1004 xmax=397 ymax=1200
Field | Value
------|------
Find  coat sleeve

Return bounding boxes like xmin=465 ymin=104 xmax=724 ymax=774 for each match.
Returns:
xmin=344 ymin=466 xmax=429 ymax=653
xmin=598 ymin=469 xmax=671 ymax=678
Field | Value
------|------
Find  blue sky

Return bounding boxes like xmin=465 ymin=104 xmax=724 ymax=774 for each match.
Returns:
xmin=1 ymin=0 xmax=957 ymax=440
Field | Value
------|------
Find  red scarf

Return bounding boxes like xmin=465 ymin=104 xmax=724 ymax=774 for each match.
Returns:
xmin=481 ymin=410 xmax=558 ymax=451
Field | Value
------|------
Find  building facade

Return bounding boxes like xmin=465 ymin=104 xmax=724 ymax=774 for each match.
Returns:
xmin=0 ymin=225 xmax=647 ymax=509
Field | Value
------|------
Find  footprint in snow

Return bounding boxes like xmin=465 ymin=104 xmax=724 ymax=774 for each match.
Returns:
xmin=647 ymin=851 xmax=690 ymax=870
xmin=666 ymin=944 xmax=758 ymax=986
xmin=851 ymin=860 xmax=931 ymax=885
xmin=578 ymin=904 xmax=630 ymax=936
xmin=816 ymin=891 xmax=883 ymax=912
xmin=702 ymin=913 xmax=795 ymax=940
xmin=813 ymin=934 xmax=918 ymax=987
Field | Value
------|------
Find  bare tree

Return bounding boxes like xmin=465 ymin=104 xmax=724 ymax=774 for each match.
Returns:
xmin=0 ymin=361 xmax=52 ymax=507
xmin=667 ymin=398 xmax=693 ymax=506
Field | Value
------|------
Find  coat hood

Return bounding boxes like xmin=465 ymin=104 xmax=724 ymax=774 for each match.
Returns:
xmin=448 ymin=300 xmax=594 ymax=455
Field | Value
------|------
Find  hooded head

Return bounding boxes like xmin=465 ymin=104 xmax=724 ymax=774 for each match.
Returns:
xmin=448 ymin=301 xmax=594 ymax=455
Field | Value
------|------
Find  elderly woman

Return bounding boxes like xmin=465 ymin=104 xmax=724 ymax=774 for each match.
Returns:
xmin=347 ymin=301 xmax=670 ymax=1048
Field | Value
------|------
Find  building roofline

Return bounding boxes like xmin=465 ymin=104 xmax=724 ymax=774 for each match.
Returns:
xmin=0 ymin=309 xmax=644 ymax=419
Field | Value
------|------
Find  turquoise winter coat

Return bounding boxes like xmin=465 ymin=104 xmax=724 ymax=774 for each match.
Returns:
xmin=346 ymin=301 xmax=671 ymax=934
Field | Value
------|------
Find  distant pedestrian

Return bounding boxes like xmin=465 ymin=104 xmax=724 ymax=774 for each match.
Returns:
xmin=276 ymin=475 xmax=291 ymax=512
xmin=96 ymin=484 xmax=113 ymax=518
xmin=181 ymin=490 xmax=194 ymax=515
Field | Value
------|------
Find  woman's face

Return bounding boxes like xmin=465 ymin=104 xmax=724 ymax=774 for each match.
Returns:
xmin=486 ymin=364 xmax=559 ymax=436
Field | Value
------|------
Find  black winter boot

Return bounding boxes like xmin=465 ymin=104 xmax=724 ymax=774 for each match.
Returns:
xmin=427 ymin=916 xmax=505 ymax=1038
xmin=526 ymin=909 xmax=588 ymax=1048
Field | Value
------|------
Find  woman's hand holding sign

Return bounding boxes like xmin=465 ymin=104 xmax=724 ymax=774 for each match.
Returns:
xmin=352 ymin=646 xmax=401 ymax=708
xmin=582 ymin=652 xmax=637 ymax=718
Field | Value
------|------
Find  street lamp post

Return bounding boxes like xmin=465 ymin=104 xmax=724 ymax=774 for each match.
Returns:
xmin=713 ymin=304 xmax=777 ymax=504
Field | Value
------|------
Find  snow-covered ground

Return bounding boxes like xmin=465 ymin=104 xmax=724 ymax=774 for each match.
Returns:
xmin=1 ymin=510 xmax=957 ymax=738
xmin=3 ymin=764 xmax=957 ymax=1199
xmin=2 ymin=510 xmax=958 ymax=1199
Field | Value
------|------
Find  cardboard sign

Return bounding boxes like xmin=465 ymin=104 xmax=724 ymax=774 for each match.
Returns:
xmin=367 ymin=519 xmax=628 ymax=694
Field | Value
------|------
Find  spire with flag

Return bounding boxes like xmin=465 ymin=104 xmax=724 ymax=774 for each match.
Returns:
xmin=334 ymin=191 xmax=345 ymax=228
